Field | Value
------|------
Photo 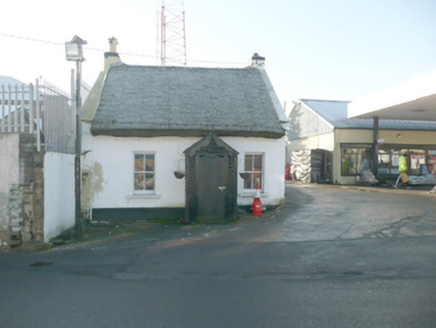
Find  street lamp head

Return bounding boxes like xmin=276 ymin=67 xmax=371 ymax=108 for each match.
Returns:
xmin=65 ymin=35 xmax=87 ymax=61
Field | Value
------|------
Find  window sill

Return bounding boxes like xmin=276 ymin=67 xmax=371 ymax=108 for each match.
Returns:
xmin=239 ymin=191 xmax=269 ymax=198
xmin=127 ymin=193 xmax=161 ymax=200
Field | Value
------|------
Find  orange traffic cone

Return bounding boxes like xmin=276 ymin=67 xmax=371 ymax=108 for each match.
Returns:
xmin=253 ymin=183 xmax=262 ymax=216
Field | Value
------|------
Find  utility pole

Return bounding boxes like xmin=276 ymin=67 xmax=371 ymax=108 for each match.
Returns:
xmin=65 ymin=35 xmax=87 ymax=235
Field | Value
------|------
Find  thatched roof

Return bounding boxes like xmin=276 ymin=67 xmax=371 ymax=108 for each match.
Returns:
xmin=90 ymin=64 xmax=285 ymax=138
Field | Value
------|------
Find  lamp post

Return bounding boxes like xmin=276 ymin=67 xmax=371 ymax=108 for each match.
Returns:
xmin=65 ymin=35 xmax=87 ymax=235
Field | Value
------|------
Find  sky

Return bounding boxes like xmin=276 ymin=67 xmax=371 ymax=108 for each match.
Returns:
xmin=1 ymin=0 xmax=435 ymax=114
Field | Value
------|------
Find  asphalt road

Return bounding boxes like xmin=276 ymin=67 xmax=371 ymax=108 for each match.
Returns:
xmin=1 ymin=183 xmax=436 ymax=328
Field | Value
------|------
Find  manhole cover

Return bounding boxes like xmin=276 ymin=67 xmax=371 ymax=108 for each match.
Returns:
xmin=29 ymin=261 xmax=53 ymax=267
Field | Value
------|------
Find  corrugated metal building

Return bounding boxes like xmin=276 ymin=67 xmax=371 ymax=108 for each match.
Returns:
xmin=287 ymin=99 xmax=436 ymax=185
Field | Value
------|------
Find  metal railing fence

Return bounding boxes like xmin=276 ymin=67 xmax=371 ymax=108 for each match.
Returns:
xmin=0 ymin=78 xmax=75 ymax=154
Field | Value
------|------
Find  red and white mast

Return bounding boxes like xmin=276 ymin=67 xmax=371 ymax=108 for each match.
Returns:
xmin=160 ymin=0 xmax=187 ymax=66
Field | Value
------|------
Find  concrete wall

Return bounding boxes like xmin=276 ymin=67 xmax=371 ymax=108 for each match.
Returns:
xmin=44 ymin=152 xmax=75 ymax=242
xmin=0 ymin=134 xmax=19 ymax=247
xmin=82 ymin=130 xmax=285 ymax=213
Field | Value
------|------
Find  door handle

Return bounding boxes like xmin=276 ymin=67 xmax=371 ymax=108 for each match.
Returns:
xmin=218 ymin=186 xmax=226 ymax=192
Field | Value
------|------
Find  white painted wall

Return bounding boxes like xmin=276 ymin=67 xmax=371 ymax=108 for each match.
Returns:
xmin=227 ymin=136 xmax=286 ymax=206
xmin=44 ymin=152 xmax=75 ymax=242
xmin=0 ymin=134 xmax=19 ymax=242
xmin=82 ymin=131 xmax=285 ymax=211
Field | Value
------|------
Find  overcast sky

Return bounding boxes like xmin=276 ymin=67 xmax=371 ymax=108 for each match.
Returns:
xmin=1 ymin=0 xmax=435 ymax=111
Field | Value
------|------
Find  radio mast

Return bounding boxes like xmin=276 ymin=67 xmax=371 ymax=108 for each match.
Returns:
xmin=160 ymin=0 xmax=187 ymax=66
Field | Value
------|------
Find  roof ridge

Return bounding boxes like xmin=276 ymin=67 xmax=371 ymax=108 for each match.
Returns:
xmin=300 ymin=98 xmax=351 ymax=103
xmin=111 ymin=64 xmax=253 ymax=71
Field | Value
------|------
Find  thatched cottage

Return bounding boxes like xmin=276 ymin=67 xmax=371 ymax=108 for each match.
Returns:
xmin=82 ymin=41 xmax=287 ymax=223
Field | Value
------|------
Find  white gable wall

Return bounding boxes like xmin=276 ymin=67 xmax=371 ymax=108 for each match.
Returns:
xmin=44 ymin=152 xmax=75 ymax=242
xmin=82 ymin=129 xmax=285 ymax=211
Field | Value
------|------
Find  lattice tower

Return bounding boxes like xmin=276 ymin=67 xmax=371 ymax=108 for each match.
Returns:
xmin=160 ymin=0 xmax=187 ymax=66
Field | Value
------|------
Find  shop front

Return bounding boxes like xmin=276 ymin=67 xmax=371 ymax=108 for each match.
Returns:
xmin=348 ymin=69 xmax=436 ymax=188
xmin=340 ymin=142 xmax=436 ymax=185
xmin=377 ymin=145 xmax=436 ymax=185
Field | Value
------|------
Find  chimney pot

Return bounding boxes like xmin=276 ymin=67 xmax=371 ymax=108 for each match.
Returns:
xmin=251 ymin=53 xmax=265 ymax=69
xmin=109 ymin=37 xmax=118 ymax=52
xmin=104 ymin=37 xmax=120 ymax=71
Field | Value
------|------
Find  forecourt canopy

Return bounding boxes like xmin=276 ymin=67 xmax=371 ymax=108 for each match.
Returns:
xmin=348 ymin=70 xmax=436 ymax=121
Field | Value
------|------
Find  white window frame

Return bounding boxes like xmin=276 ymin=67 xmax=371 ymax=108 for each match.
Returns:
xmin=133 ymin=152 xmax=156 ymax=194
xmin=243 ymin=152 xmax=265 ymax=191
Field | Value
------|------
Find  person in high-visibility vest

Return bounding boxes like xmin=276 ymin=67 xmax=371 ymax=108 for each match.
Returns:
xmin=394 ymin=154 xmax=408 ymax=188
xmin=399 ymin=154 xmax=408 ymax=172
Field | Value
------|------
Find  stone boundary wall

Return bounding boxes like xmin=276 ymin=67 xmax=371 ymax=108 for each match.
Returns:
xmin=0 ymin=134 xmax=19 ymax=249
xmin=0 ymin=133 xmax=44 ymax=249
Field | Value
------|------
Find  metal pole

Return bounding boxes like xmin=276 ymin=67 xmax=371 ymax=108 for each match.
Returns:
xmin=373 ymin=116 xmax=379 ymax=179
xmin=75 ymin=60 xmax=82 ymax=235
xmin=35 ymin=79 xmax=41 ymax=151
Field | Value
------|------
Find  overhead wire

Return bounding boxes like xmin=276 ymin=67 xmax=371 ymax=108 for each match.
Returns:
xmin=0 ymin=32 xmax=246 ymax=66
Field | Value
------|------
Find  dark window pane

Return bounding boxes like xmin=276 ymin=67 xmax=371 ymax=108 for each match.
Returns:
xmin=342 ymin=155 xmax=352 ymax=175
xmin=254 ymin=155 xmax=262 ymax=171
xmin=245 ymin=155 xmax=253 ymax=171
xmin=244 ymin=178 xmax=252 ymax=189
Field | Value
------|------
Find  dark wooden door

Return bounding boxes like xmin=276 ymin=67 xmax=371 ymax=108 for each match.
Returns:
xmin=196 ymin=153 xmax=228 ymax=223
xmin=184 ymin=132 xmax=238 ymax=224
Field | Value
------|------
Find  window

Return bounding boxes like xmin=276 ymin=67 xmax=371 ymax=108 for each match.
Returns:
xmin=341 ymin=146 xmax=372 ymax=176
xmin=377 ymin=150 xmax=391 ymax=175
xmin=378 ymin=148 xmax=407 ymax=175
xmin=428 ymin=150 xmax=436 ymax=174
xmin=377 ymin=147 xmax=436 ymax=176
xmin=389 ymin=149 xmax=408 ymax=175
xmin=410 ymin=149 xmax=426 ymax=175
xmin=134 ymin=153 xmax=155 ymax=192
xmin=244 ymin=153 xmax=264 ymax=190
